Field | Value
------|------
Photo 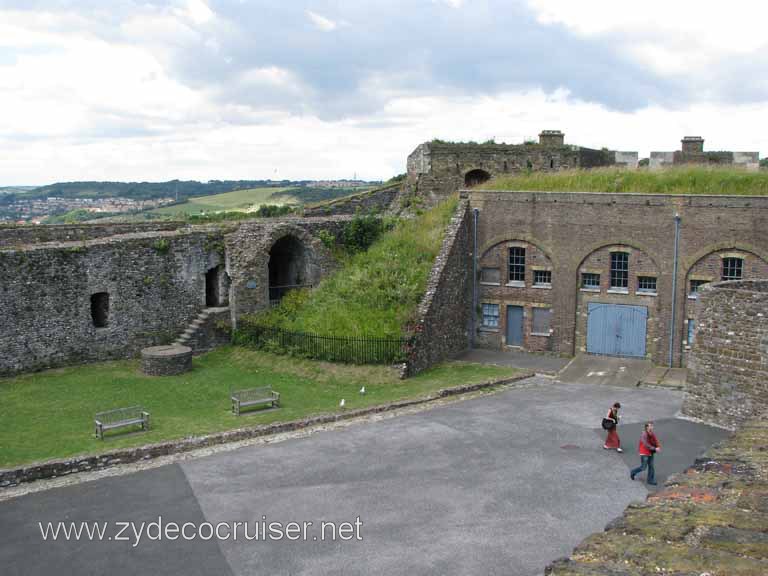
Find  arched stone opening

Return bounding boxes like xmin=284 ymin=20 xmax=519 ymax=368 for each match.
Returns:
xmin=464 ymin=169 xmax=491 ymax=188
xmin=268 ymin=235 xmax=310 ymax=304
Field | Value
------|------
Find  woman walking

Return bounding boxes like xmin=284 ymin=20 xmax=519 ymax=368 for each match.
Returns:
xmin=631 ymin=421 xmax=662 ymax=485
xmin=603 ymin=402 xmax=623 ymax=452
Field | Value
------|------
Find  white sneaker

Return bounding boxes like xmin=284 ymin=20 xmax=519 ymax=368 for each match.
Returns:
xmin=617 ymin=448 xmax=624 ymax=453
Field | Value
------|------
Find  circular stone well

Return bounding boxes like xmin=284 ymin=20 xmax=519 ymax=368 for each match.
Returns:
xmin=141 ymin=345 xmax=193 ymax=376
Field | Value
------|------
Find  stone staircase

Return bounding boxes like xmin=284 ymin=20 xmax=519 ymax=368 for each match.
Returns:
xmin=173 ymin=306 xmax=231 ymax=354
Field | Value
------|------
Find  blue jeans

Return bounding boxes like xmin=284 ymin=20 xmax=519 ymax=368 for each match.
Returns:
xmin=631 ymin=455 xmax=656 ymax=484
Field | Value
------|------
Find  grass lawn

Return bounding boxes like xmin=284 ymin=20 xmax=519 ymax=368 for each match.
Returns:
xmin=248 ymin=195 xmax=459 ymax=338
xmin=0 ymin=346 xmax=520 ymax=469
xmin=150 ymin=187 xmax=298 ymax=216
xmin=482 ymin=167 xmax=768 ymax=195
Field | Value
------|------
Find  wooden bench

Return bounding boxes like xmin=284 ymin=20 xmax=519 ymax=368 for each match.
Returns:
xmin=231 ymin=386 xmax=280 ymax=415
xmin=94 ymin=406 xmax=150 ymax=440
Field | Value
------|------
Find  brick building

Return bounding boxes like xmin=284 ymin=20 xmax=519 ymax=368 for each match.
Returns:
xmin=470 ymin=191 xmax=768 ymax=367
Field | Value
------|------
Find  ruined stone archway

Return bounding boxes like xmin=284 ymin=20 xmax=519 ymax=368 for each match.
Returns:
xmin=268 ymin=234 xmax=310 ymax=304
xmin=464 ymin=169 xmax=491 ymax=188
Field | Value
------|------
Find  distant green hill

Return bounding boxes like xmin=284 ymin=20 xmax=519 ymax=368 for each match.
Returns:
xmin=150 ymin=187 xmax=299 ymax=216
xmin=26 ymin=180 xmax=297 ymax=201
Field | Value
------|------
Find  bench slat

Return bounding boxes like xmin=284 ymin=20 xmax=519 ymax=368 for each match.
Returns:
xmin=232 ymin=386 xmax=280 ymax=415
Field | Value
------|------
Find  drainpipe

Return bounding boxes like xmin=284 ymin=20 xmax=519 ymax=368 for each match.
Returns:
xmin=472 ymin=208 xmax=479 ymax=348
xmin=669 ymin=212 xmax=681 ymax=367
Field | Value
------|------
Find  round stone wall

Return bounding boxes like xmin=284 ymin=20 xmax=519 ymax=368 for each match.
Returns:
xmin=141 ymin=345 xmax=193 ymax=376
xmin=683 ymin=279 xmax=768 ymax=429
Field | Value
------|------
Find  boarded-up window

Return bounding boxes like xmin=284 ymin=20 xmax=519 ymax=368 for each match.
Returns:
xmin=90 ymin=292 xmax=109 ymax=328
xmin=481 ymin=268 xmax=501 ymax=284
xmin=532 ymin=308 xmax=552 ymax=335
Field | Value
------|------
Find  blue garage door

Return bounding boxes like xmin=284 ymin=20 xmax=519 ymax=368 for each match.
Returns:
xmin=586 ymin=303 xmax=647 ymax=358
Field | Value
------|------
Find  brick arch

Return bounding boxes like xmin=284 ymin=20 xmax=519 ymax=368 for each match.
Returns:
xmin=573 ymin=240 xmax=662 ymax=274
xmin=464 ymin=168 xmax=492 ymax=188
xmin=681 ymin=242 xmax=768 ymax=278
xmin=479 ymin=235 xmax=554 ymax=264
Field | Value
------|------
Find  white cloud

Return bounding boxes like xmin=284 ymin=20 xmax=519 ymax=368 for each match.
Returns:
xmin=0 ymin=1 xmax=766 ymax=186
xmin=526 ymin=0 xmax=768 ymax=75
xmin=180 ymin=0 xmax=215 ymax=25
xmin=306 ymin=10 xmax=339 ymax=32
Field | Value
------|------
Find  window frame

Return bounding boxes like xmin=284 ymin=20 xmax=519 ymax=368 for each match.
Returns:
xmin=533 ymin=269 xmax=552 ymax=287
xmin=609 ymin=252 xmax=629 ymax=290
xmin=481 ymin=303 xmax=500 ymax=329
xmin=581 ymin=272 xmax=600 ymax=290
xmin=637 ymin=276 xmax=657 ymax=294
xmin=688 ymin=279 xmax=709 ymax=298
xmin=508 ymin=247 xmax=526 ymax=284
xmin=721 ymin=257 xmax=743 ymax=281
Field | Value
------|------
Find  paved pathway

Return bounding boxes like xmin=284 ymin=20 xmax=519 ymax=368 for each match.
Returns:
xmin=0 ymin=378 xmax=728 ymax=576
xmin=455 ymin=348 xmax=571 ymax=374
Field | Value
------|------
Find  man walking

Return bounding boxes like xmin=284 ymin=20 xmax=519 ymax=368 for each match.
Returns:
xmin=630 ymin=421 xmax=661 ymax=485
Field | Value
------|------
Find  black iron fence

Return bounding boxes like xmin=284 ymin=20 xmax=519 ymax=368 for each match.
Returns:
xmin=234 ymin=322 xmax=411 ymax=365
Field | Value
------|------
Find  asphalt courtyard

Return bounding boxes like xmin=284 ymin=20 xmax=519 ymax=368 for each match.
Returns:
xmin=0 ymin=377 xmax=728 ymax=576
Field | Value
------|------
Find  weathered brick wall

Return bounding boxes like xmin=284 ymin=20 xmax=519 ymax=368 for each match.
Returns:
xmin=403 ymin=199 xmax=472 ymax=376
xmin=470 ymin=191 xmax=768 ymax=366
xmin=0 ymin=229 xmax=224 ymax=375
xmin=476 ymin=240 xmax=555 ymax=352
xmin=303 ymin=184 xmax=400 ymax=216
xmin=684 ymin=280 xmax=768 ymax=429
xmin=0 ymin=221 xmax=186 ymax=248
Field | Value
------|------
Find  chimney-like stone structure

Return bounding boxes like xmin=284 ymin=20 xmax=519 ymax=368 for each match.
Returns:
xmin=539 ymin=130 xmax=565 ymax=147
xmin=681 ymin=136 xmax=705 ymax=154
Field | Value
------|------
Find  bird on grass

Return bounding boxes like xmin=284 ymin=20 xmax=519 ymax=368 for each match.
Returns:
xmin=339 ymin=398 xmax=345 ymax=408
xmin=359 ymin=386 xmax=366 ymax=395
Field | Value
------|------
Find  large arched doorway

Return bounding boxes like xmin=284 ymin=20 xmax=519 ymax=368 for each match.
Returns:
xmin=464 ymin=169 xmax=491 ymax=187
xmin=268 ymin=235 xmax=309 ymax=304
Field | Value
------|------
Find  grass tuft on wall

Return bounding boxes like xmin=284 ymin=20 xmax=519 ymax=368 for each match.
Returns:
xmin=482 ymin=167 xmax=768 ymax=196
xmin=246 ymin=196 xmax=459 ymax=339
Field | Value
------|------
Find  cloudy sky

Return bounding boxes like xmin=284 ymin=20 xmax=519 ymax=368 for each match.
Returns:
xmin=1 ymin=0 xmax=767 ymax=185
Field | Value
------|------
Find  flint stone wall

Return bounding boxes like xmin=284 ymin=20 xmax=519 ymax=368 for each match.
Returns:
xmin=0 ymin=229 xmax=226 ymax=375
xmin=684 ymin=279 xmax=768 ymax=429
xmin=0 ymin=221 xmax=187 ymax=248
xmin=403 ymin=198 xmax=472 ymax=376
xmin=303 ymin=184 xmax=400 ymax=216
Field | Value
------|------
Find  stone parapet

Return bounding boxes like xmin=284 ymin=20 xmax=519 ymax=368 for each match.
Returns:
xmin=545 ymin=418 xmax=768 ymax=575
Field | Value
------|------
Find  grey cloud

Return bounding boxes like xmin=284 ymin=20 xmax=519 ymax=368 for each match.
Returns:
xmin=6 ymin=0 xmax=766 ymax=123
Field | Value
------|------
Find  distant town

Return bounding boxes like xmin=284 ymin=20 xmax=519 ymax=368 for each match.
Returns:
xmin=0 ymin=179 xmax=377 ymax=224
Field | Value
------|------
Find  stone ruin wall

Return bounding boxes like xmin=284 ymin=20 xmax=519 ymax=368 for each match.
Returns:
xmin=684 ymin=279 xmax=768 ymax=429
xmin=0 ymin=221 xmax=187 ymax=248
xmin=405 ymin=142 xmax=619 ymax=206
xmin=0 ymin=217 xmax=348 ymax=376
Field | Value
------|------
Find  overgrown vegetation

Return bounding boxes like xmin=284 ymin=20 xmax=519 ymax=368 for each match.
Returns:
xmin=0 ymin=347 xmax=519 ymax=468
xmin=482 ymin=167 xmax=768 ymax=195
xmin=246 ymin=196 xmax=458 ymax=339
